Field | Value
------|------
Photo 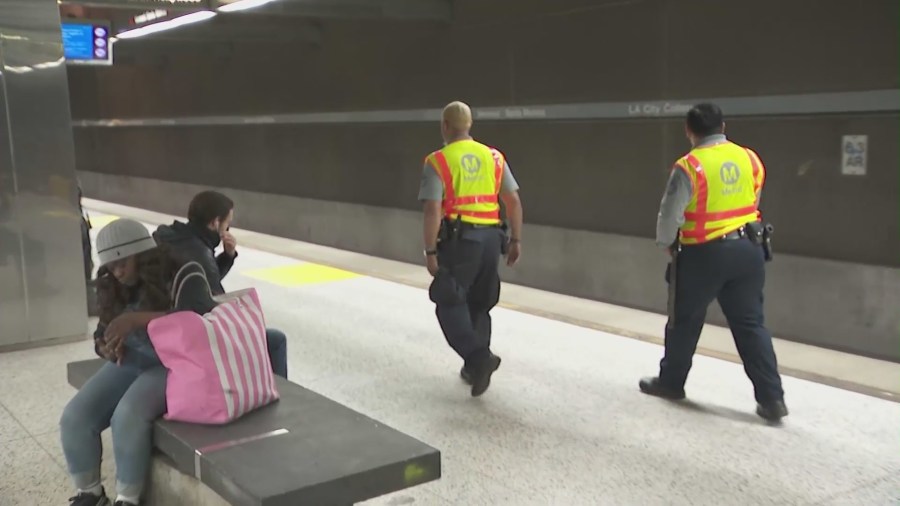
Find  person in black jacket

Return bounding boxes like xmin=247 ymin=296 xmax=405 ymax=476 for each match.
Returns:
xmin=153 ymin=191 xmax=289 ymax=378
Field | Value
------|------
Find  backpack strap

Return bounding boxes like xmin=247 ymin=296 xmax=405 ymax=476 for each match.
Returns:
xmin=170 ymin=261 xmax=212 ymax=309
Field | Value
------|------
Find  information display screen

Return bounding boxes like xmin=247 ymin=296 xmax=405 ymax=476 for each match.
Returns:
xmin=62 ymin=21 xmax=112 ymax=65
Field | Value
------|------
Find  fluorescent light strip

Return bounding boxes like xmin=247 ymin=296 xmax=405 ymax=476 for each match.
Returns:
xmin=33 ymin=57 xmax=65 ymax=69
xmin=218 ymin=0 xmax=276 ymax=13
xmin=116 ymin=10 xmax=217 ymax=40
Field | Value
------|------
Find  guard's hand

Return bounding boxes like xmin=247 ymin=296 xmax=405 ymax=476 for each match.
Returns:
xmin=222 ymin=231 xmax=238 ymax=257
xmin=426 ymin=255 xmax=439 ymax=277
xmin=506 ymin=241 xmax=521 ymax=266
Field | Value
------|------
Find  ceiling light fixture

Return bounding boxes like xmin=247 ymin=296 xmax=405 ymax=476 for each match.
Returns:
xmin=116 ymin=10 xmax=217 ymax=40
xmin=218 ymin=0 xmax=277 ymax=13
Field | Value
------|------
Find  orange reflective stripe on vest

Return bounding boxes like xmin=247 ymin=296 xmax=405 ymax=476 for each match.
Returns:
xmin=677 ymin=142 xmax=762 ymax=244
xmin=428 ymin=140 xmax=504 ymax=224
xmin=745 ymin=147 xmax=765 ymax=193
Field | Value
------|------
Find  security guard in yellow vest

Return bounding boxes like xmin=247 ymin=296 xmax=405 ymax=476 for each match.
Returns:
xmin=640 ymin=103 xmax=788 ymax=422
xmin=418 ymin=101 xmax=524 ymax=397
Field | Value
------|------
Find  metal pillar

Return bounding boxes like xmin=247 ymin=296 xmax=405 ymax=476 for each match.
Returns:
xmin=0 ymin=0 xmax=88 ymax=350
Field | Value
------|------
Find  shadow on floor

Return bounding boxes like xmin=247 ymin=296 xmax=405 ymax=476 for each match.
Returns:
xmin=667 ymin=399 xmax=781 ymax=427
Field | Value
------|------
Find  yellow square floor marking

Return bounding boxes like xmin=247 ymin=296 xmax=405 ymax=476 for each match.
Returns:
xmin=88 ymin=214 xmax=120 ymax=229
xmin=243 ymin=263 xmax=360 ymax=287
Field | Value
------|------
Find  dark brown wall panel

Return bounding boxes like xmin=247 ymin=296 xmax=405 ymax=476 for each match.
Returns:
xmin=68 ymin=0 xmax=898 ymax=118
xmin=68 ymin=0 xmax=899 ymax=267
xmin=73 ymin=112 xmax=899 ymax=267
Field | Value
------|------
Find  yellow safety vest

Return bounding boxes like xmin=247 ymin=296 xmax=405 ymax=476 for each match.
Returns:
xmin=424 ymin=139 xmax=505 ymax=225
xmin=675 ymin=141 xmax=765 ymax=244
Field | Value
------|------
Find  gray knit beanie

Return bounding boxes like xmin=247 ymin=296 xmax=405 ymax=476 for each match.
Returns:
xmin=96 ymin=218 xmax=157 ymax=267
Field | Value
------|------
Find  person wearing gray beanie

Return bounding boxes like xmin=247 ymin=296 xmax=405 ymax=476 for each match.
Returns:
xmin=61 ymin=218 xmax=216 ymax=506
xmin=95 ymin=218 xmax=159 ymax=274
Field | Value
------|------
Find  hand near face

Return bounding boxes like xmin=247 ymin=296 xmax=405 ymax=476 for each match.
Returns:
xmin=222 ymin=231 xmax=237 ymax=257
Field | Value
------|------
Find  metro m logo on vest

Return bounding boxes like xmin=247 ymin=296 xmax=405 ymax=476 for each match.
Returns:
xmin=460 ymin=154 xmax=483 ymax=182
xmin=719 ymin=162 xmax=743 ymax=195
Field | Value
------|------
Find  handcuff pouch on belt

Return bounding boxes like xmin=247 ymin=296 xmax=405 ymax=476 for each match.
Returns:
xmin=745 ymin=221 xmax=775 ymax=262
xmin=437 ymin=216 xmax=462 ymax=244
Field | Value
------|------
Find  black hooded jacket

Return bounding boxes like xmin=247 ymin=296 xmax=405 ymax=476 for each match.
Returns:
xmin=153 ymin=221 xmax=236 ymax=295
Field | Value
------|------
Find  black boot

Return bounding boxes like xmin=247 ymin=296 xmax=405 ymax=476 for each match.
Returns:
xmin=756 ymin=400 xmax=789 ymax=422
xmin=639 ymin=376 xmax=686 ymax=400
xmin=459 ymin=366 xmax=473 ymax=385
xmin=466 ymin=351 xmax=501 ymax=397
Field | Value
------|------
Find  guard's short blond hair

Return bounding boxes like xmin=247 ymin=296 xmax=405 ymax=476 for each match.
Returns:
xmin=442 ymin=101 xmax=473 ymax=131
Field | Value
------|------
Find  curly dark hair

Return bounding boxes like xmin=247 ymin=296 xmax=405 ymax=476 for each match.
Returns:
xmin=94 ymin=243 xmax=181 ymax=325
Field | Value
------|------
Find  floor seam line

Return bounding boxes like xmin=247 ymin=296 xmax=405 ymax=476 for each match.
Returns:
xmin=0 ymin=434 xmax=41 ymax=445
xmin=32 ymin=432 xmax=71 ymax=475
xmin=0 ymin=401 xmax=35 ymax=442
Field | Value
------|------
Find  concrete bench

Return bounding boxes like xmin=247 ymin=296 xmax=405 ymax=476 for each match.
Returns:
xmin=67 ymin=359 xmax=441 ymax=506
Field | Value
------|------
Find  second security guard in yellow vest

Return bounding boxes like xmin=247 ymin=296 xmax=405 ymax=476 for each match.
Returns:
xmin=417 ymin=101 xmax=524 ymax=397
xmin=641 ymin=102 xmax=788 ymax=423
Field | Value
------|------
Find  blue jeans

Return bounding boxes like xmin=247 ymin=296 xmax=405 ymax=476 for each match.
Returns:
xmin=266 ymin=328 xmax=288 ymax=378
xmin=60 ymin=361 xmax=167 ymax=501
xmin=118 ymin=327 xmax=163 ymax=372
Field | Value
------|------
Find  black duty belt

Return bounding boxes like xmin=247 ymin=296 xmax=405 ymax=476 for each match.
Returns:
xmin=681 ymin=226 xmax=749 ymax=248
xmin=459 ymin=222 xmax=500 ymax=229
xmin=718 ymin=226 xmax=747 ymax=241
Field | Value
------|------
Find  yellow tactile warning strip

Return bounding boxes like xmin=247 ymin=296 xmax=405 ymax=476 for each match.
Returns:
xmin=242 ymin=263 xmax=361 ymax=287
xmin=88 ymin=214 xmax=120 ymax=229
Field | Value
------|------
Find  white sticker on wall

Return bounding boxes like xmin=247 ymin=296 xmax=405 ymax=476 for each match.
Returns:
xmin=841 ymin=135 xmax=868 ymax=176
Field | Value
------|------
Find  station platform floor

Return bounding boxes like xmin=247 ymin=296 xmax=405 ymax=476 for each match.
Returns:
xmin=1 ymin=200 xmax=898 ymax=505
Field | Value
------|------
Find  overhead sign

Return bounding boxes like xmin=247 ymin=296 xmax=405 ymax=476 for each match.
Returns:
xmin=70 ymin=90 xmax=900 ymax=128
xmin=626 ymin=102 xmax=693 ymax=117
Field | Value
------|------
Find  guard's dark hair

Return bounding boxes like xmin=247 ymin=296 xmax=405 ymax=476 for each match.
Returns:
xmin=187 ymin=191 xmax=233 ymax=226
xmin=686 ymin=103 xmax=724 ymax=137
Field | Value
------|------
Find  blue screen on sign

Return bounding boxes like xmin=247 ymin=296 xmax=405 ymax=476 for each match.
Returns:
xmin=61 ymin=22 xmax=110 ymax=62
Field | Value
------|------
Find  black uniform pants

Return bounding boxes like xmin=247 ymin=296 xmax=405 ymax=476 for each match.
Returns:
xmin=660 ymin=236 xmax=784 ymax=404
xmin=429 ymin=226 xmax=503 ymax=365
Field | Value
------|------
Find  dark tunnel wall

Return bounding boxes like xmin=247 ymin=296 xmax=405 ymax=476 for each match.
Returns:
xmin=69 ymin=0 xmax=899 ymax=118
xmin=68 ymin=0 xmax=900 ymax=267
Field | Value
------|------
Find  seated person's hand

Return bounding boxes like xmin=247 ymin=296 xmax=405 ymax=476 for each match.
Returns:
xmin=104 ymin=313 xmax=140 ymax=360
xmin=94 ymin=336 xmax=117 ymax=361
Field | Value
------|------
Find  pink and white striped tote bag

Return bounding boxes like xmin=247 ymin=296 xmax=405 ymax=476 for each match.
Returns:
xmin=148 ymin=263 xmax=280 ymax=424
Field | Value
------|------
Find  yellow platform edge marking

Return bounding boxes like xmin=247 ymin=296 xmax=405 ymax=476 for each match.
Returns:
xmin=88 ymin=214 xmax=120 ymax=229
xmin=243 ymin=263 xmax=361 ymax=287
